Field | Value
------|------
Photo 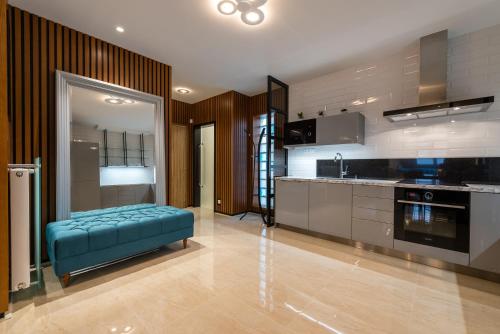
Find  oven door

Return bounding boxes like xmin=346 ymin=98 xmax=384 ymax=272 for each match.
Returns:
xmin=394 ymin=194 xmax=470 ymax=253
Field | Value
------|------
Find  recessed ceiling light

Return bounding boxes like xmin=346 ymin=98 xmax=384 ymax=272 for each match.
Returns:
xmin=115 ymin=26 xmax=125 ymax=33
xmin=453 ymin=107 xmax=461 ymax=111
xmin=242 ymin=8 xmax=264 ymax=25
xmin=406 ymin=113 xmax=413 ymax=116
xmin=176 ymin=88 xmax=191 ymax=94
xmin=123 ymin=99 xmax=135 ymax=104
xmin=451 ymin=119 xmax=456 ymax=123
xmin=218 ymin=0 xmax=237 ymax=15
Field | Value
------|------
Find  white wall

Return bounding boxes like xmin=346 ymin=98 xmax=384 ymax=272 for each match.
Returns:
xmin=288 ymin=24 xmax=500 ymax=178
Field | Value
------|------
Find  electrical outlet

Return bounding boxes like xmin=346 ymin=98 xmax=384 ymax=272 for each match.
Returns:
xmin=217 ymin=199 xmax=221 ymax=205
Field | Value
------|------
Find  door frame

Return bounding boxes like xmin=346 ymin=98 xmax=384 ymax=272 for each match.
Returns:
xmin=192 ymin=122 xmax=216 ymax=210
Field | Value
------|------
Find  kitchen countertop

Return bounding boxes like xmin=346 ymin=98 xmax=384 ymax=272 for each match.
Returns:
xmin=276 ymin=176 xmax=500 ymax=194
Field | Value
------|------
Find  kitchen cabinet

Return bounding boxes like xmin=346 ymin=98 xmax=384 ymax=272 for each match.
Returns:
xmin=275 ymin=180 xmax=309 ymax=230
xmin=309 ymin=183 xmax=352 ymax=239
xmin=352 ymin=218 xmax=393 ymax=249
xmin=470 ymin=193 xmax=500 ymax=273
xmin=352 ymin=185 xmax=395 ymax=248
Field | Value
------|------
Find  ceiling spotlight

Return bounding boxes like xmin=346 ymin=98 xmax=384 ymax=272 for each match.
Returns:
xmin=217 ymin=0 xmax=267 ymax=26
xmin=123 ymin=99 xmax=135 ymax=104
xmin=115 ymin=26 xmax=125 ymax=33
xmin=176 ymin=88 xmax=191 ymax=94
xmin=242 ymin=8 xmax=264 ymax=25
xmin=218 ymin=1 xmax=237 ymax=15
xmin=453 ymin=107 xmax=461 ymax=111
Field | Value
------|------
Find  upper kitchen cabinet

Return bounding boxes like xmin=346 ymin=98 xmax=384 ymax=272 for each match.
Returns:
xmin=275 ymin=180 xmax=309 ymax=230
xmin=308 ymin=182 xmax=353 ymax=239
xmin=284 ymin=113 xmax=365 ymax=147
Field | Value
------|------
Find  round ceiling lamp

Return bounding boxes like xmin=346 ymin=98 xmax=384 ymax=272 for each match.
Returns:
xmin=217 ymin=0 xmax=267 ymax=26
xmin=218 ymin=1 xmax=237 ymax=15
xmin=241 ymin=8 xmax=264 ymax=25
xmin=176 ymin=88 xmax=191 ymax=94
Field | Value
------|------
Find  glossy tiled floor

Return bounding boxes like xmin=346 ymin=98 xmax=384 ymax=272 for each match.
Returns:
xmin=2 ymin=208 xmax=500 ymax=334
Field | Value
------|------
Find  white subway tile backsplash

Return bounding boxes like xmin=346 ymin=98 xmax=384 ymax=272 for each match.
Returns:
xmin=288 ymin=24 xmax=500 ymax=176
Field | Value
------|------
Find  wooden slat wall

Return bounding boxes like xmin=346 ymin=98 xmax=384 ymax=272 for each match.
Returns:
xmin=169 ymin=125 xmax=189 ymax=208
xmin=7 ymin=6 xmax=171 ymax=258
xmin=0 ymin=0 xmax=10 ymax=315
xmin=232 ymin=92 xmax=249 ymax=213
xmin=172 ymin=99 xmax=193 ymax=125
xmin=172 ymin=91 xmax=249 ymax=215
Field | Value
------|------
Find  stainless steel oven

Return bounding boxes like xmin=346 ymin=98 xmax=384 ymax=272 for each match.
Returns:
xmin=394 ymin=187 xmax=470 ymax=253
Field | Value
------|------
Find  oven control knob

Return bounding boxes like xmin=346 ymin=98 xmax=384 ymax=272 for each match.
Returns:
xmin=424 ymin=192 xmax=434 ymax=201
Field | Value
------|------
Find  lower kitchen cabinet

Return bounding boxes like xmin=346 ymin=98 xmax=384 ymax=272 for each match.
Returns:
xmin=470 ymin=192 xmax=500 ymax=274
xmin=352 ymin=218 xmax=394 ymax=249
xmin=275 ymin=180 xmax=309 ymax=230
xmin=308 ymin=182 xmax=353 ymax=239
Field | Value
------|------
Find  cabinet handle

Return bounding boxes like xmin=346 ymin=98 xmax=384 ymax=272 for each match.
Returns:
xmin=397 ymin=200 xmax=466 ymax=210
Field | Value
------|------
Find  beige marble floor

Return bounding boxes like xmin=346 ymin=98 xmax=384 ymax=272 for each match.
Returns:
xmin=2 ymin=208 xmax=500 ymax=334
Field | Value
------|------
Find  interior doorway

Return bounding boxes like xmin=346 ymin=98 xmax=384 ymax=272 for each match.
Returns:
xmin=193 ymin=124 xmax=215 ymax=210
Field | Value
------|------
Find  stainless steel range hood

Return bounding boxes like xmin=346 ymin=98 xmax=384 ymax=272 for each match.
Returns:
xmin=383 ymin=30 xmax=494 ymax=122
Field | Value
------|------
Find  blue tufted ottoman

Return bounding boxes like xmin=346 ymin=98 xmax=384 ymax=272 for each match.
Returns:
xmin=46 ymin=205 xmax=194 ymax=285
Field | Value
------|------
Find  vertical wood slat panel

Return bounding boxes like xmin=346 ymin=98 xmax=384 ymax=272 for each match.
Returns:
xmin=108 ymin=44 xmax=114 ymax=84
xmin=32 ymin=15 xmax=39 ymax=158
xmin=1 ymin=0 xmax=10 ymax=314
xmin=102 ymin=42 xmax=108 ymax=82
xmin=90 ymin=36 xmax=96 ymax=78
xmin=7 ymin=5 xmax=171 ymax=260
xmin=77 ymin=32 xmax=83 ymax=75
xmin=70 ymin=29 xmax=76 ymax=74
xmin=14 ymin=8 xmax=22 ymax=163
xmin=63 ymin=26 xmax=69 ymax=72
xmin=40 ymin=17 xmax=48 ymax=258
xmin=96 ymin=39 xmax=102 ymax=80
xmin=23 ymin=11 xmax=31 ymax=163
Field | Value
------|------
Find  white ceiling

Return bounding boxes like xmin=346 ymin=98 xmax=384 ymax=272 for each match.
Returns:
xmin=9 ymin=0 xmax=500 ymax=103
xmin=70 ymin=86 xmax=155 ymax=133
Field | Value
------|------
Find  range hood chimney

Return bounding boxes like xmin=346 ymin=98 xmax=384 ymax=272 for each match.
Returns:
xmin=383 ymin=30 xmax=494 ymax=122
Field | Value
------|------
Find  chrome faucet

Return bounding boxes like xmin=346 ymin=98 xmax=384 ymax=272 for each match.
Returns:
xmin=334 ymin=153 xmax=349 ymax=178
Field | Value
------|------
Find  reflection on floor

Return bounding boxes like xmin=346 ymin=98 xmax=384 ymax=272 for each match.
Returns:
xmin=2 ymin=208 xmax=500 ymax=333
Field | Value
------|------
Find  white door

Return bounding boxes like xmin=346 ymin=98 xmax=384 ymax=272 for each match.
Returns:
xmin=200 ymin=125 xmax=215 ymax=210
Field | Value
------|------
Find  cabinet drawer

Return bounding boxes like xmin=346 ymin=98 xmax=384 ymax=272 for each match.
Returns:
xmin=352 ymin=219 xmax=394 ymax=249
xmin=353 ymin=185 xmax=394 ymax=199
xmin=352 ymin=206 xmax=394 ymax=224
xmin=353 ymin=196 xmax=394 ymax=212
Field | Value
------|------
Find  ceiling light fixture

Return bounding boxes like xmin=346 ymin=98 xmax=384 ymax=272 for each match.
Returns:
xmin=176 ymin=88 xmax=191 ymax=94
xmin=218 ymin=0 xmax=237 ymax=15
xmin=217 ymin=0 xmax=267 ymax=26
xmin=115 ymin=26 xmax=125 ymax=33
xmin=105 ymin=97 xmax=135 ymax=105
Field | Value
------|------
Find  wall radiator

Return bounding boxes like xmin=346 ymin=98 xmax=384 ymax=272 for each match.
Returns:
xmin=8 ymin=159 xmax=42 ymax=292
xmin=9 ymin=169 xmax=31 ymax=291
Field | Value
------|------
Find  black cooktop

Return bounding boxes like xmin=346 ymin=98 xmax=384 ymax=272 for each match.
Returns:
xmin=397 ymin=179 xmax=468 ymax=187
